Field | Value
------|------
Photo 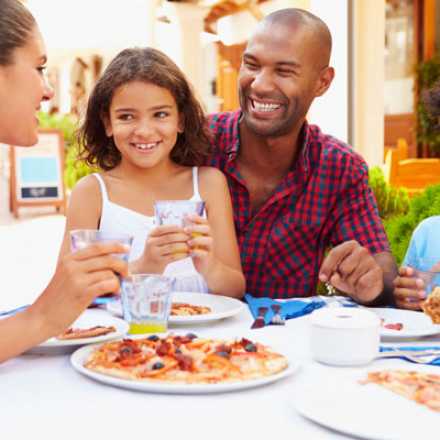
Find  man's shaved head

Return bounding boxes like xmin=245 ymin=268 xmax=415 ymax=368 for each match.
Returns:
xmin=258 ymin=8 xmax=332 ymax=67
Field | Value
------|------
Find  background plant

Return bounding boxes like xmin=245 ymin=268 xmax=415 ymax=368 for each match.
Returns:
xmin=416 ymin=54 xmax=440 ymax=156
xmin=38 ymin=112 xmax=95 ymax=189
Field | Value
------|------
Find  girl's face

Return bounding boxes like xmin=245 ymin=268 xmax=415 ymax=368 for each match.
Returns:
xmin=104 ymin=80 xmax=183 ymax=171
xmin=0 ymin=27 xmax=53 ymax=146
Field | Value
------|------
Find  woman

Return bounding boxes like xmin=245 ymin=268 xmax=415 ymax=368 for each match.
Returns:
xmin=0 ymin=0 xmax=128 ymax=363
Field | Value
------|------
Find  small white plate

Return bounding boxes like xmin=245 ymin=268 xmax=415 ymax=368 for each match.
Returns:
xmin=71 ymin=342 xmax=298 ymax=394
xmin=107 ymin=291 xmax=246 ymax=325
xmin=293 ymin=366 xmax=439 ymax=440
xmin=368 ymin=307 xmax=440 ymax=339
xmin=26 ymin=309 xmax=129 ymax=355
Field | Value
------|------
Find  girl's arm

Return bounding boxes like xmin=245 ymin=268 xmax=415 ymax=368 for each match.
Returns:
xmin=189 ymin=167 xmax=245 ymax=298
xmin=57 ymin=175 xmax=102 ymax=261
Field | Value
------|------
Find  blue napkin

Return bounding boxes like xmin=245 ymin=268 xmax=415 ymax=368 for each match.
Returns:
xmin=380 ymin=346 xmax=440 ymax=366
xmin=245 ymin=294 xmax=326 ymax=325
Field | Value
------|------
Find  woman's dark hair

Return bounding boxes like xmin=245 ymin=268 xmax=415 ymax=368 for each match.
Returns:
xmin=79 ymin=47 xmax=211 ymax=170
xmin=423 ymin=81 xmax=440 ymax=130
xmin=0 ymin=0 xmax=36 ymax=66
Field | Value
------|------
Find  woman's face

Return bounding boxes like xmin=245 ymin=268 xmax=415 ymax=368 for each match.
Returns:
xmin=0 ymin=26 xmax=53 ymax=146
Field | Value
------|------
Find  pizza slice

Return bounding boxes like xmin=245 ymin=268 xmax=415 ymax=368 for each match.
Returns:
xmin=422 ymin=287 xmax=440 ymax=324
xmin=361 ymin=370 xmax=440 ymax=412
xmin=171 ymin=302 xmax=212 ymax=316
xmin=57 ymin=325 xmax=116 ymax=340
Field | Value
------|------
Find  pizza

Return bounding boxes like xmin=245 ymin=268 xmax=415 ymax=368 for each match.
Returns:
xmin=422 ymin=287 xmax=440 ymax=324
xmin=380 ymin=319 xmax=403 ymax=331
xmin=84 ymin=333 xmax=288 ymax=384
xmin=57 ymin=325 xmax=116 ymax=340
xmin=361 ymin=370 xmax=440 ymax=412
xmin=171 ymin=302 xmax=211 ymax=316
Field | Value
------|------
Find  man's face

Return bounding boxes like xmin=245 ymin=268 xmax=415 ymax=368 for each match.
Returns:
xmin=238 ymin=23 xmax=326 ymax=138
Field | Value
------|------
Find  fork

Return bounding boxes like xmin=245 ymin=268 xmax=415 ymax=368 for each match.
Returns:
xmin=377 ymin=350 xmax=440 ymax=364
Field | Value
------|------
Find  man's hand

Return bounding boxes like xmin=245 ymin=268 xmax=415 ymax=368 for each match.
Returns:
xmin=393 ymin=266 xmax=425 ymax=310
xmin=319 ymin=240 xmax=383 ymax=304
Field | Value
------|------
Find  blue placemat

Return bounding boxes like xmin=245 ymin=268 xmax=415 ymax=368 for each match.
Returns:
xmin=245 ymin=294 xmax=326 ymax=325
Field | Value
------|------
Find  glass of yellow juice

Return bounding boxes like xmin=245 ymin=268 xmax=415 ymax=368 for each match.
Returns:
xmin=154 ymin=200 xmax=205 ymax=256
xmin=121 ymin=274 xmax=174 ymax=335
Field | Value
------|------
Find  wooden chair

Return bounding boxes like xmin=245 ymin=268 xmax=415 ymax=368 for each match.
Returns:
xmin=384 ymin=139 xmax=440 ymax=196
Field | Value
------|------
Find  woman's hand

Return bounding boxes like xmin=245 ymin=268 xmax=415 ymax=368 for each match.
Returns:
xmin=135 ymin=225 xmax=190 ymax=273
xmin=32 ymin=242 xmax=129 ymax=337
xmin=393 ymin=266 xmax=426 ymax=310
xmin=184 ymin=214 xmax=216 ymax=276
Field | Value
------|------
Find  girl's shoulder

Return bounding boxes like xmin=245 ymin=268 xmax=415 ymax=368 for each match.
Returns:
xmin=197 ymin=166 xmax=228 ymax=201
xmin=69 ymin=173 xmax=102 ymax=204
xmin=198 ymin=166 xmax=227 ymax=185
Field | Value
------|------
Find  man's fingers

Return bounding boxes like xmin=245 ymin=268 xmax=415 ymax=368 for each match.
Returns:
xmin=393 ymin=275 xmax=424 ymax=290
xmin=89 ymin=276 xmax=121 ymax=296
xmin=398 ymin=266 xmax=414 ymax=276
xmin=319 ymin=241 xmax=358 ymax=281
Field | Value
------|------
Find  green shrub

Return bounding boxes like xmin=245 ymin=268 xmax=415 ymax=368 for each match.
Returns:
xmin=38 ymin=112 xmax=95 ymax=189
xmin=368 ymin=166 xmax=410 ymax=219
xmin=64 ymin=142 xmax=96 ymax=190
xmin=384 ymin=184 xmax=440 ymax=265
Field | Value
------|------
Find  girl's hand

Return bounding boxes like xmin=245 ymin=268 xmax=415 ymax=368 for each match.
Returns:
xmin=139 ymin=225 xmax=190 ymax=273
xmin=393 ymin=266 xmax=426 ymax=310
xmin=184 ymin=214 xmax=215 ymax=275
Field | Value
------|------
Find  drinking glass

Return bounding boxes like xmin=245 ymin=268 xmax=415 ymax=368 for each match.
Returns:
xmin=154 ymin=200 xmax=205 ymax=256
xmin=70 ymin=229 xmax=133 ymax=259
xmin=407 ymin=257 xmax=440 ymax=296
xmin=70 ymin=230 xmax=133 ymax=304
xmin=121 ymin=274 xmax=174 ymax=334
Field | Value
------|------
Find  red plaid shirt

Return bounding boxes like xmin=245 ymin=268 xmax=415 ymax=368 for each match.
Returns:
xmin=208 ymin=111 xmax=390 ymax=298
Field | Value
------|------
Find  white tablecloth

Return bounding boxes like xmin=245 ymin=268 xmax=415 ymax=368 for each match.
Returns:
xmin=2 ymin=303 xmax=440 ymax=440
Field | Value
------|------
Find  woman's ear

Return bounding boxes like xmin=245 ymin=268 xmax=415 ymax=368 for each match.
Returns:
xmin=101 ymin=113 xmax=113 ymax=137
xmin=178 ymin=114 xmax=184 ymax=134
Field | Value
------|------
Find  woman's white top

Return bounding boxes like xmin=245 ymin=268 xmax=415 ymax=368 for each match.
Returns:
xmin=93 ymin=167 xmax=208 ymax=293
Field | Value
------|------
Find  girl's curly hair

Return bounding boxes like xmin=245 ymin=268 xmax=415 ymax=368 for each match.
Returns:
xmin=79 ymin=47 xmax=211 ymax=170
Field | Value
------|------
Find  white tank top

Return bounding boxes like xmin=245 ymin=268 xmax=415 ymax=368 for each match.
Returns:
xmin=93 ymin=167 xmax=208 ymax=293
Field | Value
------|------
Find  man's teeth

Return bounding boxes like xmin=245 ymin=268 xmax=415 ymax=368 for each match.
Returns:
xmin=252 ymin=100 xmax=281 ymax=112
xmin=134 ymin=142 xmax=157 ymax=150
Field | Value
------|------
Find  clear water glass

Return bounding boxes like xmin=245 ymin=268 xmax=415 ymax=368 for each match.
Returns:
xmin=121 ymin=274 xmax=174 ymax=334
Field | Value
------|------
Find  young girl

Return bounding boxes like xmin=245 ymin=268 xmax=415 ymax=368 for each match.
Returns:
xmin=59 ymin=47 xmax=245 ymax=298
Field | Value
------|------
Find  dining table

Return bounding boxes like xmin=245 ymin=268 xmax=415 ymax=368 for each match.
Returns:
xmin=2 ymin=297 xmax=440 ymax=440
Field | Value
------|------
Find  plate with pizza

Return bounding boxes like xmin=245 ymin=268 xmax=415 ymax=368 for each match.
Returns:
xmin=27 ymin=309 xmax=129 ymax=355
xmin=70 ymin=333 xmax=298 ymax=394
xmin=367 ymin=307 xmax=440 ymax=339
xmin=294 ymin=366 xmax=439 ymax=439
xmin=107 ymin=291 xmax=246 ymax=325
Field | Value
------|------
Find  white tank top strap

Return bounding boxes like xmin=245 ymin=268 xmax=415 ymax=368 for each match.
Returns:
xmin=192 ymin=166 xmax=202 ymax=201
xmin=93 ymin=173 xmax=109 ymax=202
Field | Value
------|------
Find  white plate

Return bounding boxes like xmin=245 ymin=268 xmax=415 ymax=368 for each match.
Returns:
xmin=26 ymin=309 xmax=129 ymax=355
xmin=107 ymin=291 xmax=246 ymax=325
xmin=293 ymin=366 xmax=439 ymax=440
xmin=368 ymin=307 xmax=440 ymax=339
xmin=71 ymin=340 xmax=298 ymax=394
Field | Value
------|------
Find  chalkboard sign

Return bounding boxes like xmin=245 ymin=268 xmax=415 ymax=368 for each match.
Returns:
xmin=9 ymin=129 xmax=66 ymax=218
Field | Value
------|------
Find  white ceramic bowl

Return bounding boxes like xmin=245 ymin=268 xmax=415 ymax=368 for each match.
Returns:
xmin=309 ymin=307 xmax=381 ymax=366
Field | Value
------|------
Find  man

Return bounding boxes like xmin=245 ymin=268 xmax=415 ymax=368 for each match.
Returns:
xmin=208 ymin=8 xmax=397 ymax=304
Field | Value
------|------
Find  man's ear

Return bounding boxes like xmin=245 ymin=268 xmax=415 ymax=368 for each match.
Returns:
xmin=102 ymin=113 xmax=113 ymax=137
xmin=315 ymin=66 xmax=335 ymax=98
